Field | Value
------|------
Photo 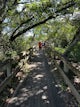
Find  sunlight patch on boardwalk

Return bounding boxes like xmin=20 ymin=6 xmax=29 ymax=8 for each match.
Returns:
xmin=34 ymin=74 xmax=44 ymax=80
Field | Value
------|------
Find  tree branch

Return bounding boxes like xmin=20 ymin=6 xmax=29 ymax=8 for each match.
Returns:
xmin=55 ymin=0 xmax=75 ymax=13
xmin=11 ymin=16 xmax=34 ymax=37
xmin=17 ymin=2 xmax=29 ymax=4
xmin=10 ymin=15 xmax=55 ymax=41
xmin=10 ymin=0 xmax=76 ymax=41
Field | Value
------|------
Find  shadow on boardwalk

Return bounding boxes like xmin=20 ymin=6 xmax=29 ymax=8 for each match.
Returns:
xmin=7 ymin=50 xmax=66 ymax=107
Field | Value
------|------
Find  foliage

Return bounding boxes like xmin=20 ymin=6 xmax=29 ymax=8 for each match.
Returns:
xmin=61 ymin=82 xmax=68 ymax=91
xmin=0 ymin=34 xmax=33 ymax=61
xmin=0 ymin=0 xmax=80 ymax=61
xmin=11 ymin=36 xmax=27 ymax=53
xmin=70 ymin=42 xmax=80 ymax=61
xmin=54 ymin=47 xmax=65 ymax=54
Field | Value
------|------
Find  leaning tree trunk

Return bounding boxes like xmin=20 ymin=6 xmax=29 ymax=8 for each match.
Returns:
xmin=63 ymin=27 xmax=80 ymax=58
xmin=61 ymin=28 xmax=80 ymax=73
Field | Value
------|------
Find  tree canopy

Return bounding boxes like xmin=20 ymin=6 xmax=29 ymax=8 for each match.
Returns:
xmin=0 ymin=0 xmax=79 ymax=39
xmin=0 ymin=0 xmax=80 ymax=60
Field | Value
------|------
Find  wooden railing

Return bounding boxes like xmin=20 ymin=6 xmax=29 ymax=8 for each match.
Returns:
xmin=46 ymin=48 xmax=80 ymax=104
xmin=52 ymin=50 xmax=80 ymax=77
xmin=53 ymin=59 xmax=80 ymax=104
xmin=0 ymin=67 xmax=20 ymax=93
xmin=0 ymin=47 xmax=34 ymax=93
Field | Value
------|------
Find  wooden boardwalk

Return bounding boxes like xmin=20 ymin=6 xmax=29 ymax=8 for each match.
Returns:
xmin=7 ymin=50 xmax=65 ymax=107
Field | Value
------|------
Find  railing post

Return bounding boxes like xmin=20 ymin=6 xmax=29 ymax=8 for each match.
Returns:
xmin=7 ymin=59 xmax=12 ymax=77
xmin=63 ymin=61 xmax=69 ymax=73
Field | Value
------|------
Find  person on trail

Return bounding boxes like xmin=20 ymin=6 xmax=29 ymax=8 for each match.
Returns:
xmin=42 ymin=42 xmax=45 ymax=47
xmin=38 ymin=42 xmax=42 ymax=49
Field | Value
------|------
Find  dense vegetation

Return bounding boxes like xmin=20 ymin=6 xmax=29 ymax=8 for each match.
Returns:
xmin=0 ymin=0 xmax=80 ymax=61
xmin=0 ymin=1 xmax=80 ymax=106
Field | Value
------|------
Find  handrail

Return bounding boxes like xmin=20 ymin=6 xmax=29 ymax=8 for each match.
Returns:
xmin=0 ymin=59 xmax=11 ymax=68
xmin=0 ymin=48 xmax=33 ymax=93
xmin=0 ymin=67 xmax=20 ymax=93
xmin=45 ymin=47 xmax=80 ymax=104
xmin=53 ymin=58 xmax=80 ymax=104
xmin=52 ymin=50 xmax=80 ymax=77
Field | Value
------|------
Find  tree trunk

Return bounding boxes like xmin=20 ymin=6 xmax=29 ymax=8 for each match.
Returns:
xmin=63 ymin=28 xmax=80 ymax=58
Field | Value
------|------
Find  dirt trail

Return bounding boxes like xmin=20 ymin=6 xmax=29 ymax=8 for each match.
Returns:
xmin=7 ymin=50 xmax=66 ymax=107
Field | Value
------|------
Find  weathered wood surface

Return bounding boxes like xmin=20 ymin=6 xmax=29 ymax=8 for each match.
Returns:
xmin=7 ymin=50 xmax=65 ymax=107
xmin=52 ymin=51 xmax=80 ymax=104
xmin=52 ymin=50 xmax=80 ymax=77
xmin=0 ymin=48 xmax=33 ymax=93
xmin=0 ymin=67 xmax=20 ymax=93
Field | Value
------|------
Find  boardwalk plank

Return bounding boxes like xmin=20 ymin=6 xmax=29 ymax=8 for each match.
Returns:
xmin=7 ymin=50 xmax=65 ymax=107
